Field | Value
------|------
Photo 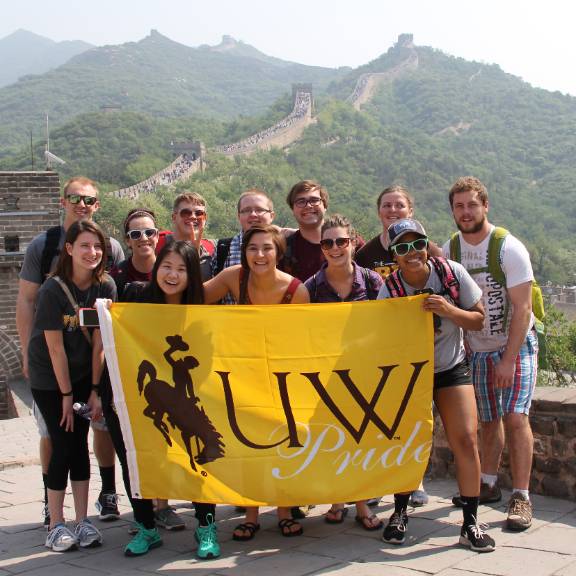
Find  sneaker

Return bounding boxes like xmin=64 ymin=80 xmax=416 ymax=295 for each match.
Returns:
xmin=45 ymin=523 xmax=78 ymax=552
xmin=382 ymin=511 xmax=408 ymax=544
xmin=154 ymin=506 xmax=186 ymax=531
xmin=410 ymin=489 xmax=429 ymax=507
xmin=194 ymin=513 xmax=220 ymax=560
xmin=74 ymin=518 xmax=103 ymax=548
xmin=459 ymin=518 xmax=495 ymax=552
xmin=42 ymin=504 xmax=51 ymax=530
xmin=95 ymin=491 xmax=120 ymax=521
xmin=506 ymin=492 xmax=532 ymax=531
xmin=125 ymin=523 xmax=163 ymax=557
xmin=452 ymin=482 xmax=502 ymax=507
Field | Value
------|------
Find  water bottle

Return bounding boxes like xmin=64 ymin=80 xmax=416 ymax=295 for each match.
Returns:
xmin=73 ymin=402 xmax=92 ymax=420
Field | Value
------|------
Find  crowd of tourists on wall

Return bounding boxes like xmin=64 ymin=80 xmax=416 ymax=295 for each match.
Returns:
xmin=217 ymin=91 xmax=312 ymax=154
xmin=17 ymin=175 xmax=539 ymax=560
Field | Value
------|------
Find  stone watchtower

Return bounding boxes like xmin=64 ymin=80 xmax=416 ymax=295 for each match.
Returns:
xmin=0 ymin=171 xmax=61 ymax=418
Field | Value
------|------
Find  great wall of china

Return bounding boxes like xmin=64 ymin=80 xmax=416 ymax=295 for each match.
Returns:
xmin=111 ymin=34 xmax=418 ymax=200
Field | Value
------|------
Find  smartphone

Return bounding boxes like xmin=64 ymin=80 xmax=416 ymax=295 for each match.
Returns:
xmin=79 ymin=308 xmax=99 ymax=328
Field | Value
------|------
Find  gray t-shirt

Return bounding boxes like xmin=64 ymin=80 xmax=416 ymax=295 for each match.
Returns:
xmin=20 ymin=226 xmax=125 ymax=285
xmin=377 ymin=259 xmax=482 ymax=373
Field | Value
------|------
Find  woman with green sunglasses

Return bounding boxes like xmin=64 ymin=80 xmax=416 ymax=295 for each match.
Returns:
xmin=377 ymin=218 xmax=496 ymax=553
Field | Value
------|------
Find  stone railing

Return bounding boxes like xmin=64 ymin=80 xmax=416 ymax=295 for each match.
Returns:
xmin=428 ymin=386 xmax=576 ymax=501
xmin=112 ymin=154 xmax=202 ymax=200
xmin=347 ymin=51 xmax=419 ymax=110
xmin=214 ymin=90 xmax=315 ymax=157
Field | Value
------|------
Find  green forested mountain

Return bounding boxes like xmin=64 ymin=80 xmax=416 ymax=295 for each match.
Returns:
xmin=0 ymin=30 xmax=346 ymax=151
xmin=2 ymin=35 xmax=575 ymax=282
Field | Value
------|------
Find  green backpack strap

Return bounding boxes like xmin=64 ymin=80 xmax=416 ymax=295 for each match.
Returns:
xmin=449 ymin=233 xmax=461 ymax=262
xmin=487 ymin=227 xmax=508 ymax=287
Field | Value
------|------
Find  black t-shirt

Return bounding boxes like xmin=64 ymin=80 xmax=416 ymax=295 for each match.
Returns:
xmin=354 ymin=235 xmax=397 ymax=279
xmin=28 ymin=276 xmax=117 ymax=390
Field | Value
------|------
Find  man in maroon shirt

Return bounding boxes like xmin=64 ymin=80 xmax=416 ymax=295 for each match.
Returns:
xmin=279 ymin=180 xmax=328 ymax=281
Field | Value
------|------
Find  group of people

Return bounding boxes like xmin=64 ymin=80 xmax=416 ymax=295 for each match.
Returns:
xmin=16 ymin=175 xmax=539 ymax=561
xmin=216 ymin=91 xmax=312 ymax=154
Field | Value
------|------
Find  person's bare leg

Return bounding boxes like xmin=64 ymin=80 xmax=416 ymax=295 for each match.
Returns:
xmin=40 ymin=437 xmax=52 ymax=473
xmin=504 ymin=413 xmax=533 ymax=490
xmin=48 ymin=488 xmax=66 ymax=529
xmin=435 ymin=386 xmax=480 ymax=496
xmin=70 ymin=480 xmax=90 ymax=522
xmin=93 ymin=428 xmax=115 ymax=467
xmin=479 ymin=418 xmax=504 ymax=476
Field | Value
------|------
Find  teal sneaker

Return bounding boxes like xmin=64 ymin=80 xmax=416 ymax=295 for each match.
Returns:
xmin=194 ymin=514 xmax=220 ymax=560
xmin=124 ymin=523 xmax=163 ymax=557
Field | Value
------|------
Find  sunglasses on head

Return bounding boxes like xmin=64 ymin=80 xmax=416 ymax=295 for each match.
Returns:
xmin=66 ymin=194 xmax=98 ymax=206
xmin=391 ymin=237 xmax=429 ymax=256
xmin=320 ymin=237 xmax=351 ymax=250
xmin=126 ymin=228 xmax=158 ymax=240
xmin=178 ymin=208 xmax=206 ymax=218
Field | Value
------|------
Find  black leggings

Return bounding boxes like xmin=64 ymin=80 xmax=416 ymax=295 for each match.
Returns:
xmin=31 ymin=387 xmax=91 ymax=491
xmin=101 ymin=371 xmax=216 ymax=527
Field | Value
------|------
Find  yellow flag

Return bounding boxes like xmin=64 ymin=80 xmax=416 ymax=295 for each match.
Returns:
xmin=98 ymin=297 xmax=434 ymax=506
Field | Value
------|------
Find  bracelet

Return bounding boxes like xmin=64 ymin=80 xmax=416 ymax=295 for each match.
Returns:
xmin=61 ymin=390 xmax=73 ymax=397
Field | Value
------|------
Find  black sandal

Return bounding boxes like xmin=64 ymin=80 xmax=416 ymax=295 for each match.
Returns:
xmin=278 ymin=518 xmax=303 ymax=537
xmin=232 ymin=522 xmax=260 ymax=541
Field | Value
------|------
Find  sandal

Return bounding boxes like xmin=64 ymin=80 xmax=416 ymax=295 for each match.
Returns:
xmin=232 ymin=522 xmax=260 ymax=541
xmin=355 ymin=514 xmax=383 ymax=531
xmin=278 ymin=518 xmax=303 ymax=537
xmin=325 ymin=507 xmax=348 ymax=524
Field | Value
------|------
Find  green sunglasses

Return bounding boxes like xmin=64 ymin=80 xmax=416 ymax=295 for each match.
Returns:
xmin=391 ymin=237 xmax=429 ymax=256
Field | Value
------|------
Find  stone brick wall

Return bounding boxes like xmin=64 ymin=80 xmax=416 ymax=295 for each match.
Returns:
xmin=428 ymin=386 xmax=576 ymax=501
xmin=0 ymin=171 xmax=61 ymax=419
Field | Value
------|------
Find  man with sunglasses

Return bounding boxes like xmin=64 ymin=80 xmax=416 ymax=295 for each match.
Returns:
xmin=17 ymin=176 xmax=124 ymax=528
xmin=156 ymin=192 xmax=215 ymax=281
xmin=444 ymin=177 xmax=538 ymax=532
xmin=279 ymin=180 xmax=328 ymax=282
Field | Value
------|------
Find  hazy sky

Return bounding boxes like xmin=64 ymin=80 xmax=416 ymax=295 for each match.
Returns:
xmin=2 ymin=0 xmax=575 ymax=96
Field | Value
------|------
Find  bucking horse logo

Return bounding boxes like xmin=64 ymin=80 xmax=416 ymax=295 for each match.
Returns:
xmin=137 ymin=335 xmax=225 ymax=471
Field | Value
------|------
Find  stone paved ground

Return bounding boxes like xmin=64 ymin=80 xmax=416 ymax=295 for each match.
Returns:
xmin=1 ymin=403 xmax=576 ymax=575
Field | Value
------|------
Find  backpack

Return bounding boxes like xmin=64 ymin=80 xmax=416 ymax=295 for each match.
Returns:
xmin=214 ymin=237 xmax=233 ymax=275
xmin=308 ymin=266 xmax=379 ymax=302
xmin=280 ymin=233 xmax=298 ymax=276
xmin=156 ymin=230 xmax=216 ymax=257
xmin=40 ymin=225 xmax=114 ymax=282
xmin=384 ymin=256 xmax=460 ymax=304
xmin=449 ymin=227 xmax=545 ymax=325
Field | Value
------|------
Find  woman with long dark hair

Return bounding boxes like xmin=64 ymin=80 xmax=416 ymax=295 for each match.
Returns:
xmin=204 ymin=224 xmax=309 ymax=540
xmin=103 ymin=240 xmax=218 ymax=559
xmin=28 ymin=220 xmax=116 ymax=552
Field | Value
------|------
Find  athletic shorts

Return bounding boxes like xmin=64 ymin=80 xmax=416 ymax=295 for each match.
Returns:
xmin=33 ymin=399 xmax=108 ymax=436
xmin=434 ymin=359 xmax=472 ymax=390
xmin=471 ymin=330 xmax=538 ymax=422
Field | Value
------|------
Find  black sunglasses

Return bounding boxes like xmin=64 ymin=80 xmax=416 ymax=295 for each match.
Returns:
xmin=126 ymin=228 xmax=158 ymax=240
xmin=66 ymin=194 xmax=98 ymax=206
xmin=320 ymin=237 xmax=351 ymax=250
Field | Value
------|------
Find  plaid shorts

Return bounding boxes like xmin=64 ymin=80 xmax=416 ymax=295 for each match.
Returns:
xmin=471 ymin=330 xmax=538 ymax=422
